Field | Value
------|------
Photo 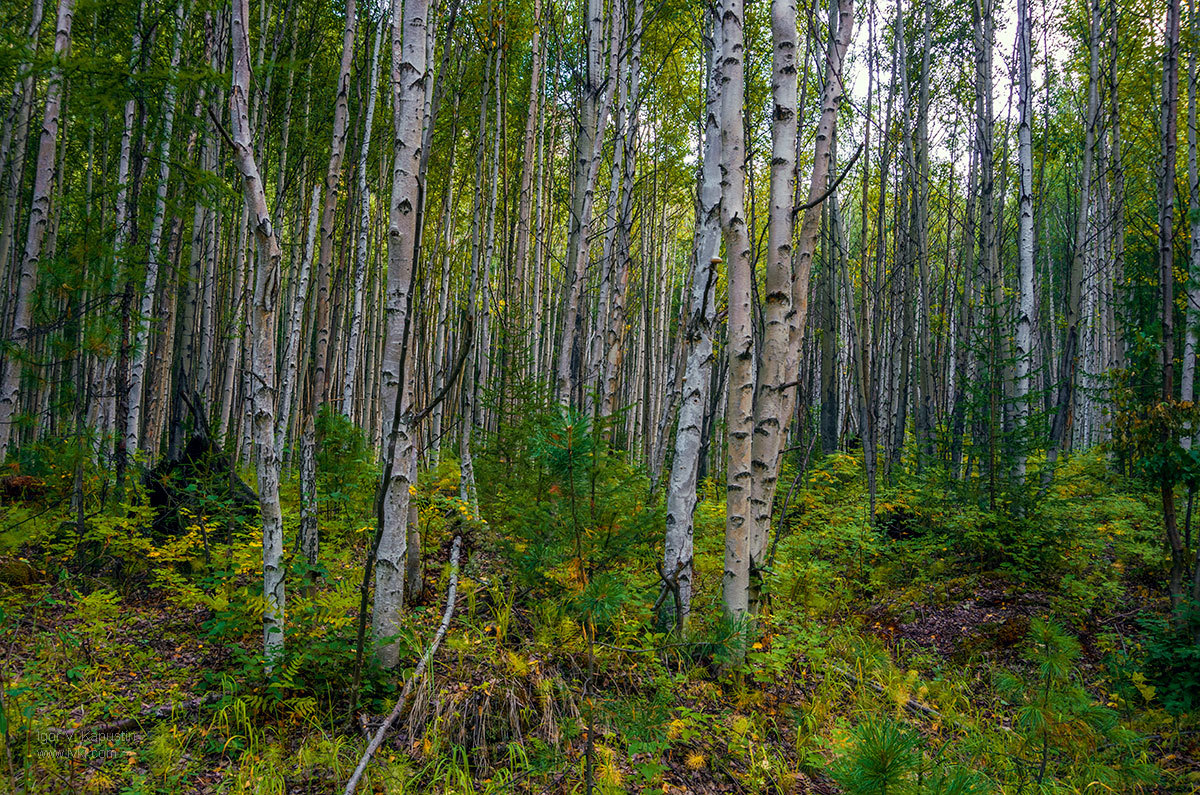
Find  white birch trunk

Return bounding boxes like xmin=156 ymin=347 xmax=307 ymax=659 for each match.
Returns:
xmin=744 ymin=0 xmax=853 ymax=596
xmin=1182 ymin=0 xmax=1200 ymax=448
xmin=275 ymin=186 xmax=320 ymax=455
xmin=0 ymin=0 xmax=45 ymax=308
xmin=1013 ymin=0 xmax=1035 ymax=474
xmin=720 ymin=0 xmax=756 ymax=623
xmin=555 ymin=0 xmax=620 ymax=406
xmin=125 ymin=0 xmax=185 ymax=459
xmin=0 ymin=0 xmax=72 ymax=461
xmin=373 ymin=0 xmax=428 ymax=669
xmin=230 ymin=0 xmax=285 ymax=669
xmin=743 ymin=0 xmax=799 ymax=591
xmin=343 ymin=21 xmax=384 ymax=418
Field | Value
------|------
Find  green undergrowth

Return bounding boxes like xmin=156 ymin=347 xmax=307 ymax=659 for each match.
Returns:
xmin=0 ymin=425 xmax=1193 ymax=793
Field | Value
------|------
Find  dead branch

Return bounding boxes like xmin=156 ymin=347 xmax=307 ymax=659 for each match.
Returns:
xmin=343 ymin=534 xmax=463 ymax=795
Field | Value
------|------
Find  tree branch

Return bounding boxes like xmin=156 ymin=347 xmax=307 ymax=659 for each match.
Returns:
xmin=344 ymin=535 xmax=462 ymax=795
xmin=412 ymin=316 xmax=474 ymax=425
xmin=792 ymin=140 xmax=864 ymax=217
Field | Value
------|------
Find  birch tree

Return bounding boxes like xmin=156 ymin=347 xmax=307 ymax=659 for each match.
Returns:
xmin=373 ymin=0 xmax=428 ymax=668
xmin=555 ymin=0 xmax=619 ymax=406
xmin=125 ymin=0 xmax=186 ymax=459
xmin=230 ymin=0 xmax=286 ymax=668
xmin=1182 ymin=0 xmax=1200 ymax=449
xmin=663 ymin=5 xmax=722 ymax=633
xmin=0 ymin=0 xmax=73 ymax=462
xmin=1044 ymin=0 xmax=1101 ymax=485
xmin=312 ymin=0 xmax=358 ymax=412
xmin=740 ymin=0 xmax=854 ymax=615
xmin=343 ymin=21 xmax=385 ymax=419
xmin=719 ymin=0 xmax=757 ymax=624
xmin=1013 ymin=0 xmax=1035 ymax=477
xmin=0 ymin=0 xmax=45 ymax=304
xmin=1158 ymin=0 xmax=1184 ymax=606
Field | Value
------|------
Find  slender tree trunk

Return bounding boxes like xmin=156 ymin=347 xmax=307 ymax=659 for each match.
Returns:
xmin=230 ymin=0 xmax=285 ymax=669
xmin=555 ymin=0 xmax=619 ymax=406
xmin=512 ymin=0 xmax=542 ymax=352
xmin=373 ymin=0 xmax=428 ymax=669
xmin=276 ymin=186 xmax=320 ymax=453
xmin=1044 ymin=0 xmax=1101 ymax=485
xmin=1182 ymin=0 xmax=1200 ymax=449
xmin=820 ymin=212 xmax=838 ymax=455
xmin=311 ymin=0 xmax=358 ymax=413
xmin=599 ymin=0 xmax=643 ymax=423
xmin=720 ymin=0 xmax=757 ymax=625
xmin=0 ymin=0 xmax=45 ymax=318
xmin=126 ymin=0 xmax=185 ymax=459
xmin=914 ymin=3 xmax=935 ymax=468
xmin=458 ymin=41 xmax=492 ymax=510
xmin=429 ymin=81 xmax=460 ymax=463
xmin=1159 ymin=0 xmax=1184 ymax=607
xmin=742 ymin=0 xmax=854 ymax=613
xmin=343 ymin=21 xmax=384 ymax=417
xmin=0 ymin=0 xmax=73 ymax=461
xmin=1013 ymin=0 xmax=1035 ymax=477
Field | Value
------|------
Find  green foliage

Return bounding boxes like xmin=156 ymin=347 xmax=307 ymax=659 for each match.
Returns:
xmin=833 ymin=716 xmax=920 ymax=795
xmin=314 ymin=405 xmax=378 ymax=518
xmin=995 ymin=618 xmax=1157 ymax=791
xmin=1139 ymin=603 xmax=1200 ymax=716
xmin=486 ymin=410 xmax=658 ymax=619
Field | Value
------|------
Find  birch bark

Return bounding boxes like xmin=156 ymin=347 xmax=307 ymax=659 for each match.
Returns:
xmin=720 ymin=0 xmax=756 ymax=623
xmin=343 ymin=22 xmax=384 ymax=418
xmin=312 ymin=0 xmax=359 ymax=411
xmin=1013 ymin=0 xmax=1035 ymax=475
xmin=373 ymin=0 xmax=428 ymax=668
xmin=1044 ymin=0 xmax=1100 ymax=482
xmin=743 ymin=0 xmax=854 ymax=607
xmin=125 ymin=0 xmax=185 ymax=459
xmin=0 ymin=0 xmax=73 ymax=461
xmin=230 ymin=0 xmax=285 ymax=668
xmin=660 ymin=7 xmax=721 ymax=625
xmin=0 ymin=0 xmax=45 ymax=304
xmin=1182 ymin=0 xmax=1200 ymax=449
xmin=555 ymin=0 xmax=619 ymax=406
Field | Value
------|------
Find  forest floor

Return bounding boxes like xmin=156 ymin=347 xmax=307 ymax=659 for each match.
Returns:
xmin=0 ymin=437 xmax=1196 ymax=793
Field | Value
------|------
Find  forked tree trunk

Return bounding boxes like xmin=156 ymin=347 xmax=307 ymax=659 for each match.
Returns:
xmin=741 ymin=0 xmax=854 ymax=614
xmin=743 ymin=0 xmax=801 ymax=612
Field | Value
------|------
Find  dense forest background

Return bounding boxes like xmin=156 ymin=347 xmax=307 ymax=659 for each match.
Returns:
xmin=1 ymin=0 xmax=1199 ymax=789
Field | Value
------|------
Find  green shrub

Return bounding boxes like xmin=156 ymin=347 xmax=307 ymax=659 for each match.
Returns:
xmin=1139 ymin=603 xmax=1200 ymax=716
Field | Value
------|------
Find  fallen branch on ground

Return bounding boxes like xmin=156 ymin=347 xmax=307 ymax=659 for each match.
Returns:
xmin=343 ymin=534 xmax=462 ymax=795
